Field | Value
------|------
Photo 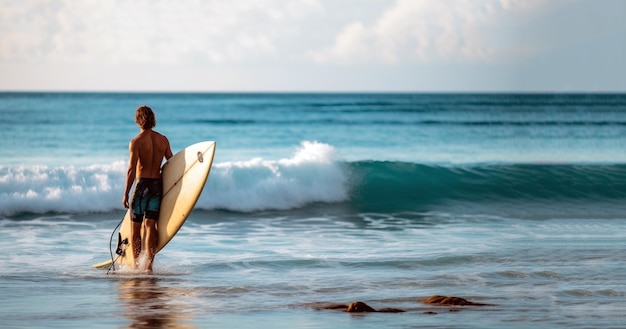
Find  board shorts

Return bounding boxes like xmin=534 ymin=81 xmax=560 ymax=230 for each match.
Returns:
xmin=131 ymin=178 xmax=163 ymax=222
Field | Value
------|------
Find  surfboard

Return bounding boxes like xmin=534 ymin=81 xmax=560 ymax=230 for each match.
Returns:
xmin=92 ymin=141 xmax=216 ymax=269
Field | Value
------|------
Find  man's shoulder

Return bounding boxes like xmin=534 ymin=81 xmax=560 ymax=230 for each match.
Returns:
xmin=130 ymin=130 xmax=169 ymax=149
xmin=129 ymin=133 xmax=143 ymax=145
xmin=151 ymin=130 xmax=169 ymax=142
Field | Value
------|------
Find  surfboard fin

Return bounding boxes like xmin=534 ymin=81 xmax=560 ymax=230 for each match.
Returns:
xmin=115 ymin=234 xmax=128 ymax=256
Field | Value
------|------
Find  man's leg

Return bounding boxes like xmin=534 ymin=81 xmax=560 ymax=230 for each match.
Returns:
xmin=130 ymin=220 xmax=142 ymax=269
xmin=143 ymin=218 xmax=158 ymax=271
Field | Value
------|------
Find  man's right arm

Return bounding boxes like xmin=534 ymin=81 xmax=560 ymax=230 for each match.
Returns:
xmin=122 ymin=141 xmax=138 ymax=208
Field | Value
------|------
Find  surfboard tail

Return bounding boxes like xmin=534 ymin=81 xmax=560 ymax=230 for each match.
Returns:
xmin=92 ymin=259 xmax=113 ymax=269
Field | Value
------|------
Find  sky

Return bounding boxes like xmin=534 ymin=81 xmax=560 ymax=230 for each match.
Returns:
xmin=0 ymin=0 xmax=625 ymax=92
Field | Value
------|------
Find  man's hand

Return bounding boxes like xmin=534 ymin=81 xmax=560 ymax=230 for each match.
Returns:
xmin=122 ymin=194 xmax=130 ymax=209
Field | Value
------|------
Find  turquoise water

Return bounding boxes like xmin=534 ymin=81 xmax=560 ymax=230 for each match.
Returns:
xmin=1 ymin=93 xmax=626 ymax=328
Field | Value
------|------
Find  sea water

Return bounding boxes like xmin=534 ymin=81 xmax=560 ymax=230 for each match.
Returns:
xmin=1 ymin=93 xmax=625 ymax=328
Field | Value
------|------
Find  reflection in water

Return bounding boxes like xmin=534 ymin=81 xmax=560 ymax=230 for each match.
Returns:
xmin=118 ymin=276 xmax=195 ymax=329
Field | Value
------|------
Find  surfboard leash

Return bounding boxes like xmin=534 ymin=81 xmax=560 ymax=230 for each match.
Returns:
xmin=106 ymin=215 xmax=125 ymax=275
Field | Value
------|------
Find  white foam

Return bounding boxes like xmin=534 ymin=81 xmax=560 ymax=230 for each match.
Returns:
xmin=0 ymin=141 xmax=350 ymax=216
xmin=200 ymin=141 xmax=348 ymax=212
xmin=0 ymin=162 xmax=127 ymax=216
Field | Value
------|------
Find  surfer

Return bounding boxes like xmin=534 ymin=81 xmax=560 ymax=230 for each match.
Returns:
xmin=123 ymin=105 xmax=173 ymax=272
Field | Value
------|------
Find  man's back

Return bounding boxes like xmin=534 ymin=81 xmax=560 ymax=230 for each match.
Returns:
xmin=132 ymin=130 xmax=171 ymax=179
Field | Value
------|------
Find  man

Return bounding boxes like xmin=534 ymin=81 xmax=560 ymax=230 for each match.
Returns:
xmin=122 ymin=105 xmax=173 ymax=272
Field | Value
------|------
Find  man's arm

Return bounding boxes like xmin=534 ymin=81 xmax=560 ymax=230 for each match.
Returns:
xmin=122 ymin=140 xmax=139 ymax=209
xmin=159 ymin=137 xmax=173 ymax=173
xmin=164 ymin=138 xmax=173 ymax=160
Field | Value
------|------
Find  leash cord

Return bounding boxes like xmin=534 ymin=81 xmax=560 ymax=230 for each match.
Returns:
xmin=106 ymin=215 xmax=125 ymax=275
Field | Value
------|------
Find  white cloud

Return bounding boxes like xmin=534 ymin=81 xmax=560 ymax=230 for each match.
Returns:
xmin=1 ymin=0 xmax=624 ymax=91
xmin=311 ymin=0 xmax=553 ymax=64
xmin=0 ymin=0 xmax=323 ymax=65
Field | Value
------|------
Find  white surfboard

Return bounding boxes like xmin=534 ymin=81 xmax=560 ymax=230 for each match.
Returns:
xmin=92 ymin=141 xmax=216 ymax=269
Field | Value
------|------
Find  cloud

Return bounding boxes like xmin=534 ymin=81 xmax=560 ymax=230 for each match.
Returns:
xmin=311 ymin=0 xmax=554 ymax=64
xmin=1 ymin=0 xmax=624 ymax=91
xmin=0 ymin=0 xmax=324 ymax=65
xmin=2 ymin=0 xmax=612 ymax=68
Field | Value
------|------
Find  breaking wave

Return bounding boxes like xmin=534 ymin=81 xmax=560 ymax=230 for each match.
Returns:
xmin=2 ymin=141 xmax=625 ymax=217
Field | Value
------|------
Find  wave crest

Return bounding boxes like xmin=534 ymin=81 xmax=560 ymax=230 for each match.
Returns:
xmin=3 ymin=142 xmax=626 ymax=217
xmin=200 ymin=141 xmax=348 ymax=211
xmin=0 ymin=162 xmax=127 ymax=216
xmin=0 ymin=141 xmax=349 ymax=216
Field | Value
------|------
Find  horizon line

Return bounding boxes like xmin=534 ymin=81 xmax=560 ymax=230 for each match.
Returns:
xmin=1 ymin=89 xmax=625 ymax=95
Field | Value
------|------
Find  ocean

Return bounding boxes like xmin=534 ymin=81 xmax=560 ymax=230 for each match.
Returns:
xmin=1 ymin=92 xmax=625 ymax=328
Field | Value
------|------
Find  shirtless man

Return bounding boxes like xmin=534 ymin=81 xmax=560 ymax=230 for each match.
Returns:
xmin=122 ymin=105 xmax=173 ymax=271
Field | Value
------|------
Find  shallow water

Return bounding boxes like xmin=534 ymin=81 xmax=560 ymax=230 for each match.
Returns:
xmin=2 ymin=211 xmax=625 ymax=328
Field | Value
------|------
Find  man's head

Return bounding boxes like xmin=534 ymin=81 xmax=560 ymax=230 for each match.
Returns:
xmin=135 ymin=105 xmax=156 ymax=129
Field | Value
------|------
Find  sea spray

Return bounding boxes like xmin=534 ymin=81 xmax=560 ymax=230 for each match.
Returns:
xmin=3 ymin=147 xmax=626 ymax=216
xmin=0 ymin=162 xmax=127 ymax=216
xmin=0 ymin=141 xmax=351 ymax=216
xmin=197 ymin=141 xmax=349 ymax=211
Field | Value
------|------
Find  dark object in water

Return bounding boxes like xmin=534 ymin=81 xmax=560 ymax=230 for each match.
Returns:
xmin=421 ymin=295 xmax=494 ymax=306
xmin=344 ymin=301 xmax=405 ymax=313
xmin=315 ymin=301 xmax=405 ymax=313
xmin=345 ymin=301 xmax=377 ymax=313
